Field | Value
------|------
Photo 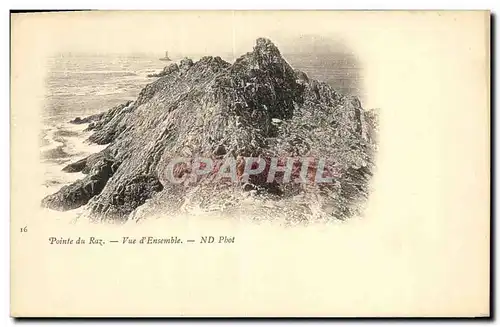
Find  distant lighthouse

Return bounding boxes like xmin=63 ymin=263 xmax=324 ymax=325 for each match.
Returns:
xmin=160 ymin=51 xmax=172 ymax=61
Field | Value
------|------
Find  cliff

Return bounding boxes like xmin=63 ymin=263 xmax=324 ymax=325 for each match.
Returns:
xmin=42 ymin=38 xmax=378 ymax=223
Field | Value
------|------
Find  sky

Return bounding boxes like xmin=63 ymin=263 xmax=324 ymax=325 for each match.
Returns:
xmin=11 ymin=10 xmax=488 ymax=110
xmin=11 ymin=11 xmax=361 ymax=58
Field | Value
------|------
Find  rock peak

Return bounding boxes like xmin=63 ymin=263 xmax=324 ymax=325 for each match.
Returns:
xmin=45 ymin=36 xmax=378 ymax=222
xmin=253 ymin=37 xmax=282 ymax=57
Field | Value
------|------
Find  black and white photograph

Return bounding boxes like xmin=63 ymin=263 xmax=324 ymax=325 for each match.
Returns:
xmin=9 ymin=10 xmax=490 ymax=318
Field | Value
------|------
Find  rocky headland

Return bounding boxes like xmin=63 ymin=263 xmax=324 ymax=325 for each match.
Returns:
xmin=41 ymin=38 xmax=379 ymax=223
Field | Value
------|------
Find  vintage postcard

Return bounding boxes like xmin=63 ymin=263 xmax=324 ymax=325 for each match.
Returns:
xmin=10 ymin=10 xmax=490 ymax=317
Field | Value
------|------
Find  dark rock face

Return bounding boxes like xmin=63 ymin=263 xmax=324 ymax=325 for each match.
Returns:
xmin=85 ymin=101 xmax=134 ymax=144
xmin=42 ymin=38 xmax=378 ymax=222
xmin=146 ymin=58 xmax=195 ymax=78
xmin=62 ymin=157 xmax=87 ymax=173
xmin=42 ymin=158 xmax=119 ymax=211
xmin=179 ymin=58 xmax=194 ymax=73
xmin=69 ymin=112 xmax=104 ymax=125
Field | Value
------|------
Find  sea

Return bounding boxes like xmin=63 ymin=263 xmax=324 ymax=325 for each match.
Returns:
xmin=39 ymin=52 xmax=363 ymax=210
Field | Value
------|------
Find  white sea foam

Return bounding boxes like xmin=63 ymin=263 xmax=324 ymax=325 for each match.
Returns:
xmin=40 ymin=121 xmax=108 ymax=201
xmin=61 ymin=123 xmax=108 ymax=156
xmin=41 ymin=122 xmax=106 ymax=156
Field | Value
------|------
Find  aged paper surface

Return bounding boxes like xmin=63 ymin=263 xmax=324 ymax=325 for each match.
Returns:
xmin=10 ymin=11 xmax=490 ymax=317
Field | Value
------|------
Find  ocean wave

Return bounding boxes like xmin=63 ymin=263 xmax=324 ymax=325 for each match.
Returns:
xmin=93 ymin=88 xmax=128 ymax=96
xmin=40 ymin=122 xmax=107 ymax=161
xmin=41 ymin=146 xmax=71 ymax=160
xmin=50 ymin=70 xmax=138 ymax=77
xmin=40 ymin=128 xmax=65 ymax=153
xmin=47 ymin=84 xmax=133 ymax=97
xmin=135 ymin=68 xmax=164 ymax=75
xmin=120 ymin=74 xmax=152 ymax=81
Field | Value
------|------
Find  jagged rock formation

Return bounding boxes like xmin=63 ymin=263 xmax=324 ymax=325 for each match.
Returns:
xmin=42 ymin=157 xmax=120 ymax=210
xmin=147 ymin=58 xmax=194 ymax=78
xmin=42 ymin=38 xmax=378 ymax=222
xmin=364 ymin=108 xmax=380 ymax=144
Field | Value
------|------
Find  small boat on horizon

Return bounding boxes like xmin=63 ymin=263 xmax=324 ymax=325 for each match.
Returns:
xmin=159 ymin=51 xmax=172 ymax=61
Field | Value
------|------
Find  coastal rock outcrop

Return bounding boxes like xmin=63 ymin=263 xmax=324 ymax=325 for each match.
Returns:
xmin=146 ymin=58 xmax=194 ymax=78
xmin=42 ymin=157 xmax=120 ymax=211
xmin=44 ymin=38 xmax=378 ymax=222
